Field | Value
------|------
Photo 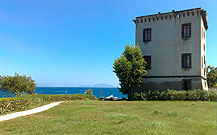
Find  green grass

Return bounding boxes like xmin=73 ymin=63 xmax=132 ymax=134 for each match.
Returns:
xmin=0 ymin=101 xmax=216 ymax=135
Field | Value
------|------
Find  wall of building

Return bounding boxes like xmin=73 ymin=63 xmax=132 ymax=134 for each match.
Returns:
xmin=136 ymin=9 xmax=202 ymax=76
xmin=135 ymin=8 xmax=208 ymax=90
xmin=200 ymin=16 xmax=208 ymax=90
xmin=139 ymin=77 xmax=203 ymax=91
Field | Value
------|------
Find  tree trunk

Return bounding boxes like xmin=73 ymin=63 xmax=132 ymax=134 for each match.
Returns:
xmin=128 ymin=89 xmax=134 ymax=101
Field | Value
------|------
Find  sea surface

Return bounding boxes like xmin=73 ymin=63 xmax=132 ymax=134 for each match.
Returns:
xmin=0 ymin=87 xmax=126 ymax=98
xmin=36 ymin=87 xmax=125 ymax=98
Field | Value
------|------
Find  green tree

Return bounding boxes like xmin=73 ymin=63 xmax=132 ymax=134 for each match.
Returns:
xmin=0 ymin=73 xmax=36 ymax=95
xmin=85 ymin=88 xmax=93 ymax=100
xmin=206 ymin=65 xmax=217 ymax=88
xmin=113 ymin=44 xmax=147 ymax=100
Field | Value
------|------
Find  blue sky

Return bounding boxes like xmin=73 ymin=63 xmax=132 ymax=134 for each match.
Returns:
xmin=0 ymin=0 xmax=216 ymax=87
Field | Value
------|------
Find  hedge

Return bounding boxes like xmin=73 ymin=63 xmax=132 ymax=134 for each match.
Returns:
xmin=134 ymin=90 xmax=217 ymax=101
xmin=0 ymin=94 xmax=96 ymax=115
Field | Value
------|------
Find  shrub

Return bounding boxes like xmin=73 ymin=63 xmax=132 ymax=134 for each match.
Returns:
xmin=0 ymin=94 xmax=96 ymax=115
xmin=209 ymin=90 xmax=217 ymax=101
xmin=165 ymin=90 xmax=187 ymax=100
xmin=134 ymin=89 xmax=217 ymax=101
xmin=0 ymin=98 xmax=29 ymax=114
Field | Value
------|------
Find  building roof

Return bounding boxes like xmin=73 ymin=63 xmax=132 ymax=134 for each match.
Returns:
xmin=133 ymin=8 xmax=208 ymax=30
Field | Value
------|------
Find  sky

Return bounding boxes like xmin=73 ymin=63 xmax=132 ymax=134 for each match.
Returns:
xmin=0 ymin=0 xmax=216 ymax=87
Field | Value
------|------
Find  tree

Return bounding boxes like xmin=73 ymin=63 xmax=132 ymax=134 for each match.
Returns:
xmin=85 ymin=88 xmax=93 ymax=100
xmin=206 ymin=65 xmax=217 ymax=88
xmin=0 ymin=73 xmax=36 ymax=95
xmin=113 ymin=44 xmax=147 ymax=100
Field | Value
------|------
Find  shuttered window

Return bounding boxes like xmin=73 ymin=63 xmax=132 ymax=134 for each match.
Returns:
xmin=182 ymin=23 xmax=191 ymax=38
xmin=143 ymin=28 xmax=151 ymax=42
xmin=182 ymin=53 xmax=191 ymax=68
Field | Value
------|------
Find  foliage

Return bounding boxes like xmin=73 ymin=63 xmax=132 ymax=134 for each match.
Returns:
xmin=0 ymin=73 xmax=36 ymax=95
xmin=113 ymin=44 xmax=147 ymax=100
xmin=85 ymin=88 xmax=93 ymax=100
xmin=134 ymin=89 xmax=217 ymax=101
xmin=207 ymin=65 xmax=217 ymax=88
xmin=0 ymin=98 xmax=29 ymax=115
xmin=0 ymin=94 xmax=96 ymax=115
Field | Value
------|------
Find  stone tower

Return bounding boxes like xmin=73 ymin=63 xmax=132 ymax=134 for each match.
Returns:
xmin=134 ymin=8 xmax=208 ymax=90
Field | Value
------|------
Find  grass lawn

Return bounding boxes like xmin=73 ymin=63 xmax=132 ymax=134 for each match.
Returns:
xmin=0 ymin=100 xmax=216 ymax=135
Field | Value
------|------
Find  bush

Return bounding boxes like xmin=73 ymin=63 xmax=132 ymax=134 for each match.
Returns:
xmin=0 ymin=94 xmax=96 ymax=115
xmin=209 ymin=90 xmax=217 ymax=101
xmin=165 ymin=90 xmax=187 ymax=100
xmin=134 ymin=89 xmax=217 ymax=101
xmin=0 ymin=98 xmax=29 ymax=114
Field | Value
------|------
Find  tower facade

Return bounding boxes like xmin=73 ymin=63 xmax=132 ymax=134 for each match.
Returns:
xmin=134 ymin=8 xmax=208 ymax=90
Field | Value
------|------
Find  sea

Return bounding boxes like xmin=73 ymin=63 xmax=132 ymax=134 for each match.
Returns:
xmin=0 ymin=87 xmax=126 ymax=98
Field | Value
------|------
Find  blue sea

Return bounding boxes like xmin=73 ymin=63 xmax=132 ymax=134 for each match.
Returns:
xmin=0 ymin=87 xmax=126 ymax=98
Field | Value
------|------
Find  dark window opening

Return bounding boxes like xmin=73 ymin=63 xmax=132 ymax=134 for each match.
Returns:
xmin=143 ymin=28 xmax=151 ymax=42
xmin=182 ymin=53 xmax=191 ymax=68
xmin=182 ymin=23 xmax=191 ymax=38
xmin=204 ymin=56 xmax=206 ymax=65
xmin=143 ymin=56 xmax=151 ymax=70
xmin=204 ymin=67 xmax=206 ymax=76
xmin=204 ymin=44 xmax=205 ymax=51
xmin=182 ymin=79 xmax=191 ymax=90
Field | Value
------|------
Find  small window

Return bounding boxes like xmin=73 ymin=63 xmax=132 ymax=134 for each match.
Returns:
xmin=204 ymin=31 xmax=205 ymax=39
xmin=182 ymin=79 xmax=191 ymax=90
xmin=182 ymin=23 xmax=191 ymax=38
xmin=182 ymin=53 xmax=191 ymax=68
xmin=204 ymin=44 xmax=205 ymax=51
xmin=204 ymin=67 xmax=206 ymax=76
xmin=143 ymin=56 xmax=151 ymax=69
xmin=204 ymin=56 xmax=206 ymax=65
xmin=143 ymin=28 xmax=151 ymax=42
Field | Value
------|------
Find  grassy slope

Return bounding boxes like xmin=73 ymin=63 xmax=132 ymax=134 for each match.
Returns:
xmin=0 ymin=101 xmax=216 ymax=135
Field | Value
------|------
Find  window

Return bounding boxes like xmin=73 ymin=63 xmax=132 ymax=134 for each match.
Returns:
xmin=182 ymin=79 xmax=191 ymax=90
xmin=204 ymin=31 xmax=205 ymax=39
xmin=143 ymin=56 xmax=151 ymax=69
xmin=182 ymin=23 xmax=191 ymax=38
xmin=203 ymin=44 xmax=205 ymax=51
xmin=204 ymin=67 xmax=206 ymax=76
xmin=143 ymin=28 xmax=151 ymax=42
xmin=182 ymin=53 xmax=191 ymax=68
